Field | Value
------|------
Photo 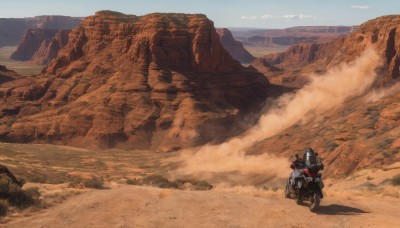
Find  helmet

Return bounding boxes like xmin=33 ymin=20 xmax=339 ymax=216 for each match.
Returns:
xmin=303 ymin=148 xmax=317 ymax=166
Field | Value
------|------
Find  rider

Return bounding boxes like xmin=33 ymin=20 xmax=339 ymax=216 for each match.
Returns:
xmin=289 ymin=148 xmax=324 ymax=189
xmin=289 ymin=154 xmax=305 ymax=189
xmin=303 ymin=148 xmax=324 ymax=170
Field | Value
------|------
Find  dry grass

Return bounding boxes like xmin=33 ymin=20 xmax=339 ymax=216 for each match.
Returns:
xmin=40 ymin=188 xmax=83 ymax=207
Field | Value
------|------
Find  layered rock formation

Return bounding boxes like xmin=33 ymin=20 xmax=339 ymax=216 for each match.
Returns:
xmin=0 ymin=16 xmax=81 ymax=47
xmin=233 ymin=26 xmax=358 ymax=46
xmin=216 ymin=28 xmax=255 ymax=63
xmin=0 ymin=11 xmax=271 ymax=151
xmin=31 ymin=30 xmax=70 ymax=64
xmin=11 ymin=29 xmax=70 ymax=64
xmin=254 ymin=15 xmax=400 ymax=87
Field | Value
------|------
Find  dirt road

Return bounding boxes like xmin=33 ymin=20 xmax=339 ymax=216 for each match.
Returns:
xmin=5 ymin=185 xmax=400 ymax=228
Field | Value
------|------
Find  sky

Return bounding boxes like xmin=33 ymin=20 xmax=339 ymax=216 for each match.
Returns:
xmin=1 ymin=0 xmax=399 ymax=28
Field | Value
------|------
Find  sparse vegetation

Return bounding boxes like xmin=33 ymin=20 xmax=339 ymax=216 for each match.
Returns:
xmin=391 ymin=174 xmax=400 ymax=186
xmin=6 ymin=116 xmax=17 ymax=127
xmin=0 ymin=176 xmax=41 ymax=211
xmin=83 ymin=176 xmax=105 ymax=189
xmin=126 ymin=174 xmax=213 ymax=191
xmin=376 ymin=138 xmax=394 ymax=151
xmin=364 ymin=131 xmax=376 ymax=139
xmin=325 ymin=140 xmax=339 ymax=151
xmin=8 ymin=187 xmax=41 ymax=209
xmin=68 ymin=176 xmax=84 ymax=188
xmin=109 ymin=84 xmax=117 ymax=92
xmin=176 ymin=179 xmax=213 ymax=191
xmin=142 ymin=175 xmax=178 ymax=189
xmin=69 ymin=176 xmax=105 ymax=189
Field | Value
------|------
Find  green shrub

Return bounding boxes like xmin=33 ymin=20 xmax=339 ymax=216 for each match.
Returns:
xmin=68 ymin=176 xmax=84 ymax=188
xmin=128 ymin=175 xmax=213 ymax=190
xmin=0 ymin=200 xmax=8 ymax=216
xmin=8 ymin=191 xmax=35 ymax=209
xmin=176 ymin=179 xmax=213 ymax=190
xmin=142 ymin=175 xmax=178 ymax=189
xmin=126 ymin=179 xmax=142 ymax=185
xmin=0 ymin=176 xmax=21 ymax=199
xmin=193 ymin=180 xmax=213 ymax=191
xmin=83 ymin=177 xmax=105 ymax=189
xmin=391 ymin=174 xmax=400 ymax=186
xmin=0 ymin=176 xmax=41 ymax=210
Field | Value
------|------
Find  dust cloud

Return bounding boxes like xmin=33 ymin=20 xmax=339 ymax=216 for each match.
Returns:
xmin=173 ymin=49 xmax=382 ymax=187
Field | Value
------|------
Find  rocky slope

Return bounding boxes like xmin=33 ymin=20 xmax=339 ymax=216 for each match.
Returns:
xmin=0 ymin=16 xmax=81 ymax=47
xmin=248 ymin=86 xmax=400 ymax=177
xmin=216 ymin=28 xmax=255 ymax=63
xmin=255 ymin=15 xmax=400 ymax=87
xmin=0 ymin=65 xmax=21 ymax=83
xmin=11 ymin=29 xmax=70 ymax=64
xmin=0 ymin=11 xmax=272 ymax=151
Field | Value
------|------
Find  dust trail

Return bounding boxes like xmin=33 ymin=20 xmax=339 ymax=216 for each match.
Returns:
xmin=173 ymin=49 xmax=382 ymax=186
xmin=364 ymin=82 xmax=400 ymax=102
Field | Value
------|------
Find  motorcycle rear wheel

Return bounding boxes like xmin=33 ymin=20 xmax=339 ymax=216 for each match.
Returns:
xmin=309 ymin=193 xmax=320 ymax=212
xmin=296 ymin=192 xmax=303 ymax=205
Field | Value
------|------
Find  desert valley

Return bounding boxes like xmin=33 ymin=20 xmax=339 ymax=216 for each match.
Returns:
xmin=0 ymin=2 xmax=399 ymax=227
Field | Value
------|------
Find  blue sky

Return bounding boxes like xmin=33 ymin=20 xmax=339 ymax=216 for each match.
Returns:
xmin=1 ymin=0 xmax=399 ymax=28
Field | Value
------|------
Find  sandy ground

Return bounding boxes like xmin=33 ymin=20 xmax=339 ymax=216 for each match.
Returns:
xmin=4 ymin=185 xmax=400 ymax=228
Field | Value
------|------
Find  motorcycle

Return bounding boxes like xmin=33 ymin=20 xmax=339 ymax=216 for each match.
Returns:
xmin=285 ymin=164 xmax=324 ymax=212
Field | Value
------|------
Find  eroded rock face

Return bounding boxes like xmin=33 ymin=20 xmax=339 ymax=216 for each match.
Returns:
xmin=10 ymin=29 xmax=64 ymax=62
xmin=0 ymin=11 xmax=271 ymax=151
xmin=216 ymin=28 xmax=255 ymax=63
xmin=0 ymin=16 xmax=81 ymax=47
xmin=32 ymin=30 xmax=70 ymax=64
xmin=254 ymin=15 xmax=400 ymax=87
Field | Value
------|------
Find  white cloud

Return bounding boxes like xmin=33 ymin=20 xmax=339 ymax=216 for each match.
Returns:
xmin=282 ymin=14 xmax=317 ymax=20
xmin=240 ymin=15 xmax=257 ymax=20
xmin=260 ymin=14 xmax=278 ymax=19
xmin=351 ymin=5 xmax=370 ymax=10
xmin=261 ymin=14 xmax=318 ymax=20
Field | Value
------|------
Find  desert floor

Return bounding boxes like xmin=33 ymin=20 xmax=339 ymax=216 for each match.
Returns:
xmin=4 ymin=184 xmax=400 ymax=228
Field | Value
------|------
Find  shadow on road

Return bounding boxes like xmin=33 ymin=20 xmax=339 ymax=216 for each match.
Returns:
xmin=315 ymin=204 xmax=369 ymax=215
xmin=296 ymin=201 xmax=369 ymax=215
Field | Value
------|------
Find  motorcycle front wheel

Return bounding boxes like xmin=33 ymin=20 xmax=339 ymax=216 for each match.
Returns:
xmin=284 ymin=182 xmax=291 ymax=198
xmin=309 ymin=193 xmax=320 ymax=212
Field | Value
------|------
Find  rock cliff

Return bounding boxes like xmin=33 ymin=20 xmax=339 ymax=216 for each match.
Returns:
xmin=11 ymin=29 xmax=70 ymax=64
xmin=0 ymin=11 xmax=271 ymax=151
xmin=216 ymin=28 xmax=255 ymax=63
xmin=255 ymin=15 xmax=400 ymax=87
xmin=11 ymin=29 xmax=60 ymax=61
xmin=233 ymin=26 xmax=358 ymax=46
xmin=0 ymin=16 xmax=81 ymax=47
